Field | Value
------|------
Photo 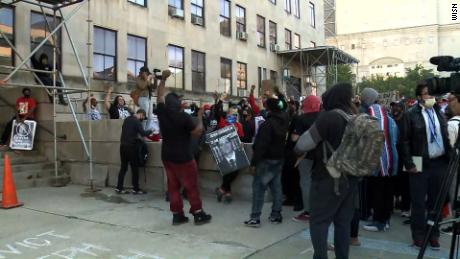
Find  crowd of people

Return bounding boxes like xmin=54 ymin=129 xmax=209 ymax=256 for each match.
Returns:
xmin=2 ymin=64 xmax=460 ymax=259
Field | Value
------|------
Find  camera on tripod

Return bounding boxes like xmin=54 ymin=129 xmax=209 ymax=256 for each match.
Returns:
xmin=426 ymin=56 xmax=460 ymax=95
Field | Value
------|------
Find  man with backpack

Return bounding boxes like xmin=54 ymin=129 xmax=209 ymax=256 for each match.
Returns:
xmin=360 ymin=88 xmax=399 ymax=232
xmin=295 ymin=83 xmax=384 ymax=259
xmin=402 ymin=82 xmax=450 ymax=249
xmin=115 ymin=109 xmax=152 ymax=194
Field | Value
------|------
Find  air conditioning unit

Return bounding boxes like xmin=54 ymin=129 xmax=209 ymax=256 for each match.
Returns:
xmin=169 ymin=7 xmax=184 ymax=18
xmin=270 ymin=43 xmax=280 ymax=52
xmin=192 ymin=16 xmax=204 ymax=26
xmin=237 ymin=31 xmax=248 ymax=41
xmin=237 ymin=89 xmax=247 ymax=97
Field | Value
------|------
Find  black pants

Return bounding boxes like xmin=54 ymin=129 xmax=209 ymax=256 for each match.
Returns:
xmin=394 ymin=170 xmax=411 ymax=211
xmin=359 ymin=177 xmax=372 ymax=220
xmin=410 ymin=157 xmax=448 ymax=241
xmin=350 ymin=209 xmax=360 ymax=238
xmin=1 ymin=117 xmax=15 ymax=145
xmin=39 ymin=77 xmax=66 ymax=103
xmin=116 ymin=144 xmax=140 ymax=191
xmin=310 ymin=176 xmax=358 ymax=259
xmin=281 ymin=150 xmax=302 ymax=206
xmin=221 ymin=170 xmax=239 ymax=193
xmin=368 ymin=176 xmax=394 ymax=223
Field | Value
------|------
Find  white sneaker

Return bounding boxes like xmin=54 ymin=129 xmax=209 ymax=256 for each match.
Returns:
xmin=401 ymin=211 xmax=410 ymax=218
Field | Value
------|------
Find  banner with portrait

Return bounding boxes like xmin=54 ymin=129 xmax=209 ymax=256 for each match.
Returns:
xmin=205 ymin=126 xmax=250 ymax=175
xmin=9 ymin=120 xmax=37 ymax=151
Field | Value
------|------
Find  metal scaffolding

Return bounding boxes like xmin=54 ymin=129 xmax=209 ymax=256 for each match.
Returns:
xmin=278 ymin=46 xmax=359 ymax=99
xmin=0 ymin=0 xmax=98 ymax=191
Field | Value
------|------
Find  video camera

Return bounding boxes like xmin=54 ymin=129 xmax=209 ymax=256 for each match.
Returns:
xmin=153 ymin=68 xmax=163 ymax=80
xmin=426 ymin=56 xmax=460 ymax=95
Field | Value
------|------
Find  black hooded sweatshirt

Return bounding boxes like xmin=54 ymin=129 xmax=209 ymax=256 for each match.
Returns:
xmin=251 ymin=111 xmax=289 ymax=166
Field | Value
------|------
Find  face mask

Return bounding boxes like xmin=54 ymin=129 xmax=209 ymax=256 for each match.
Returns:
xmin=424 ymin=98 xmax=436 ymax=109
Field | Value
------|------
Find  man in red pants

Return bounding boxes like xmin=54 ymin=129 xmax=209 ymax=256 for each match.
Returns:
xmin=156 ymin=70 xmax=212 ymax=226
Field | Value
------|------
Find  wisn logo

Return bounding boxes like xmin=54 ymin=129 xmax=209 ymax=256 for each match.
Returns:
xmin=453 ymin=3 xmax=458 ymax=21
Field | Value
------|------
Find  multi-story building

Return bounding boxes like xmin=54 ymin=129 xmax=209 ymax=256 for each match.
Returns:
xmin=325 ymin=0 xmax=460 ymax=81
xmin=0 ymin=0 xmax=324 ymax=102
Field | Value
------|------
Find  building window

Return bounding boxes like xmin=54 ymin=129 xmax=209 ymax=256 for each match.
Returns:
xmin=285 ymin=29 xmax=292 ymax=50
xmin=167 ymin=45 xmax=184 ymax=89
xmin=270 ymin=70 xmax=277 ymax=81
xmin=127 ymin=35 xmax=146 ymax=81
xmin=220 ymin=58 xmax=232 ymax=94
xmin=310 ymin=41 xmax=316 ymax=48
xmin=269 ymin=21 xmax=277 ymax=45
xmin=284 ymin=0 xmax=291 ymax=13
xmin=293 ymin=0 xmax=300 ymax=18
xmin=31 ymin=12 xmax=62 ymax=72
xmin=257 ymin=15 xmax=266 ymax=48
xmin=220 ymin=0 xmax=231 ymax=37
xmin=269 ymin=0 xmax=276 ymax=4
xmin=128 ymin=0 xmax=146 ymax=7
xmin=236 ymin=5 xmax=246 ymax=33
xmin=93 ymin=27 xmax=116 ymax=81
xmin=192 ymin=50 xmax=205 ymax=92
xmin=191 ymin=0 xmax=204 ymax=25
xmin=0 ymin=7 xmax=14 ymax=71
xmin=169 ymin=0 xmax=183 ymax=9
xmin=294 ymin=33 xmax=301 ymax=49
xmin=309 ymin=2 xmax=316 ymax=28
xmin=237 ymin=62 xmax=247 ymax=89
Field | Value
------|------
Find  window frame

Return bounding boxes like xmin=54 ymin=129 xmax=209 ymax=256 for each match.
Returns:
xmin=0 ymin=6 xmax=15 ymax=70
xmin=167 ymin=44 xmax=185 ymax=89
xmin=191 ymin=50 xmax=206 ymax=92
xmin=284 ymin=0 xmax=291 ymax=13
xmin=191 ymin=0 xmax=205 ymax=26
xmin=168 ymin=0 xmax=184 ymax=10
xmin=30 ymin=11 xmax=63 ymax=71
xmin=93 ymin=26 xmax=117 ymax=81
xmin=220 ymin=0 xmax=231 ymax=37
xmin=269 ymin=21 xmax=277 ymax=46
xmin=237 ymin=62 xmax=247 ymax=90
xmin=309 ymin=1 xmax=316 ymax=28
xmin=285 ymin=29 xmax=292 ymax=50
xmin=293 ymin=0 xmax=300 ymax=18
xmin=127 ymin=34 xmax=147 ymax=81
xmin=293 ymin=33 xmax=301 ymax=49
xmin=220 ymin=57 xmax=233 ymax=95
xmin=127 ymin=0 xmax=147 ymax=7
xmin=256 ymin=15 xmax=266 ymax=48
xmin=235 ymin=5 xmax=246 ymax=33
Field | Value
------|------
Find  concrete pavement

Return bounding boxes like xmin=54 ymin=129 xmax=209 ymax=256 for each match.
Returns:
xmin=0 ymin=185 xmax=452 ymax=259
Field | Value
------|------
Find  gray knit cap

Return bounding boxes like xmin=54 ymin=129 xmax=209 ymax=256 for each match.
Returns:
xmin=361 ymin=88 xmax=379 ymax=106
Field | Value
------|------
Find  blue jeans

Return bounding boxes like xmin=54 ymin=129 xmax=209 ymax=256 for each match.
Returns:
xmin=250 ymin=159 xmax=284 ymax=220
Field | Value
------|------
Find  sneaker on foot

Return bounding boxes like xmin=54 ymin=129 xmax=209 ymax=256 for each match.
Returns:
xmin=172 ymin=213 xmax=189 ymax=226
xmin=215 ymin=188 xmax=224 ymax=202
xmin=412 ymin=240 xmax=423 ymax=249
xmin=115 ymin=188 xmax=129 ymax=194
xmin=193 ymin=210 xmax=212 ymax=225
xmin=268 ymin=216 xmax=283 ymax=224
xmin=131 ymin=189 xmax=147 ymax=195
xmin=292 ymin=211 xmax=310 ymax=223
xmin=244 ymin=218 xmax=261 ymax=228
xmin=363 ymin=222 xmax=386 ymax=232
xmin=350 ymin=237 xmax=361 ymax=246
xmin=430 ymin=239 xmax=441 ymax=250
xmin=401 ymin=210 xmax=411 ymax=218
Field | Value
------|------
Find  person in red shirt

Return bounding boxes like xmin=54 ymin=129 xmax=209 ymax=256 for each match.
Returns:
xmin=1 ymin=88 xmax=37 ymax=146
xmin=213 ymin=93 xmax=245 ymax=203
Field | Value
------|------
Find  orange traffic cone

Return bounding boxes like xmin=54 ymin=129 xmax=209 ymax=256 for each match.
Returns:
xmin=1 ymin=154 xmax=23 ymax=209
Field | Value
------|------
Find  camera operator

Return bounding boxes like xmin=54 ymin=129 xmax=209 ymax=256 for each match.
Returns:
xmin=401 ymin=81 xmax=451 ymax=249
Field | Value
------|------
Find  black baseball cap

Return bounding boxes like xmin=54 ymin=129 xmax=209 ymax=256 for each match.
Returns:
xmin=139 ymin=66 xmax=151 ymax=75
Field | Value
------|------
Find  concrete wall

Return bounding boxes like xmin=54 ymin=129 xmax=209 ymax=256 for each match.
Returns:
xmin=37 ymin=120 xmax=256 ymax=200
